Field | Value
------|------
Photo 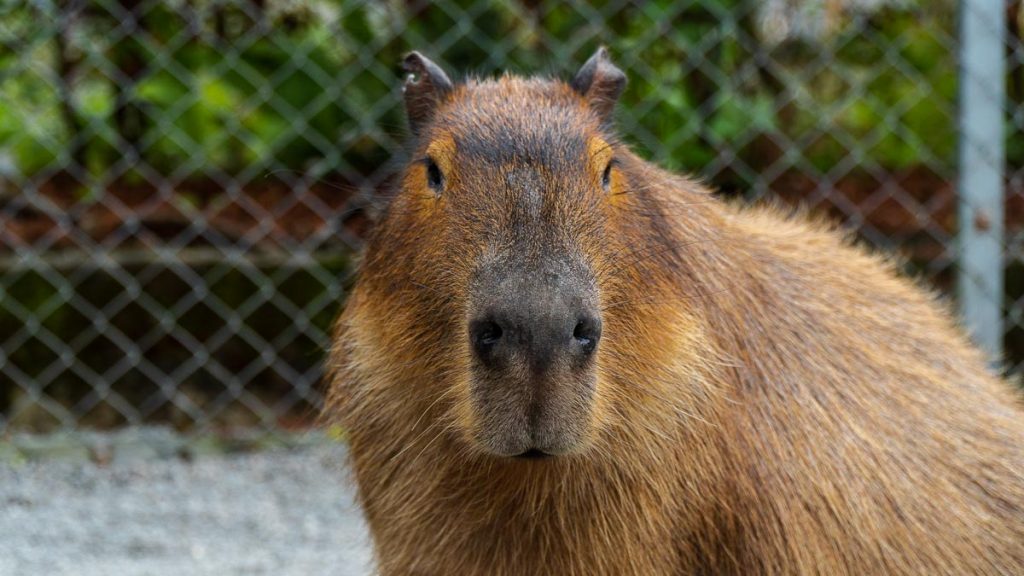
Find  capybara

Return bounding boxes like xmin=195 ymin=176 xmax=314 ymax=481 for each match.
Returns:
xmin=326 ymin=48 xmax=1024 ymax=575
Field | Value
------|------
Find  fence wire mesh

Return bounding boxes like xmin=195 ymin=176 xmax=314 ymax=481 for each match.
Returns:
xmin=0 ymin=0 xmax=1017 ymax=433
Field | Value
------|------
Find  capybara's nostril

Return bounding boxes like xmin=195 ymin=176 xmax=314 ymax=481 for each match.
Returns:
xmin=470 ymin=319 xmax=503 ymax=359
xmin=573 ymin=316 xmax=601 ymax=355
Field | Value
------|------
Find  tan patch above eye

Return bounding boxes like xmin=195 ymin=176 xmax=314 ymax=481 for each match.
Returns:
xmin=426 ymin=134 xmax=457 ymax=177
xmin=588 ymin=137 xmax=613 ymax=178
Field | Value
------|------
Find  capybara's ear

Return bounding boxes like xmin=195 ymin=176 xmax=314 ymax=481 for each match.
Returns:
xmin=571 ymin=46 xmax=627 ymax=124
xmin=402 ymin=51 xmax=453 ymax=135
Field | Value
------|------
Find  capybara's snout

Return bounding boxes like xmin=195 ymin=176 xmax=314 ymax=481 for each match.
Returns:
xmin=465 ymin=251 xmax=601 ymax=458
xmin=468 ymin=288 xmax=601 ymax=376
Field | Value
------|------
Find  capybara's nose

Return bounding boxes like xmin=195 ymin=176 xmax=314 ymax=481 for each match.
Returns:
xmin=469 ymin=305 xmax=601 ymax=373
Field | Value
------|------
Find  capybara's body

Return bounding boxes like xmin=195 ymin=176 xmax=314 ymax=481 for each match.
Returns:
xmin=327 ymin=50 xmax=1024 ymax=575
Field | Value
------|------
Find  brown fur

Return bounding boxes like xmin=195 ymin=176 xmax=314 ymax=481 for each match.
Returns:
xmin=326 ymin=66 xmax=1024 ymax=575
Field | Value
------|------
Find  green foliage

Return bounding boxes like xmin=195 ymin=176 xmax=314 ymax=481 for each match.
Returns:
xmin=0 ymin=0 xmax=960 ymax=184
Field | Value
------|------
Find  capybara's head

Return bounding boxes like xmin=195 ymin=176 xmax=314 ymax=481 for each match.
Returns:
xmin=342 ymin=48 xmax=712 ymax=461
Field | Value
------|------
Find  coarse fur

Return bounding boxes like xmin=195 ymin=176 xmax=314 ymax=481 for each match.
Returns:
xmin=325 ymin=53 xmax=1024 ymax=575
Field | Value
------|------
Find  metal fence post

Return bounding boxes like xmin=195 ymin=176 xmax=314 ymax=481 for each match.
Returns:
xmin=958 ymin=0 xmax=1007 ymax=361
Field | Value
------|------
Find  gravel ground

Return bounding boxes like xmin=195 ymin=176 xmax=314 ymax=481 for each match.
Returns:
xmin=0 ymin=441 xmax=374 ymax=576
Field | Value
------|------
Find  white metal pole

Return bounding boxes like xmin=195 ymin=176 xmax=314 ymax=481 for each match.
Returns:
xmin=958 ymin=0 xmax=1007 ymax=361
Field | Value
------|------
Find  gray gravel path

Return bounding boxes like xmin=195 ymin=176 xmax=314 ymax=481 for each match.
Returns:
xmin=0 ymin=442 xmax=374 ymax=576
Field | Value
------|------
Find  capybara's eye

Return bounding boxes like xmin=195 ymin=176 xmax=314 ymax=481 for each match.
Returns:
xmin=601 ymin=160 xmax=613 ymax=192
xmin=426 ymin=158 xmax=444 ymax=193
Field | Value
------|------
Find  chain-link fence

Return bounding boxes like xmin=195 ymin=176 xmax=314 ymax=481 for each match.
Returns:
xmin=0 ymin=0 xmax=1018 ymax=434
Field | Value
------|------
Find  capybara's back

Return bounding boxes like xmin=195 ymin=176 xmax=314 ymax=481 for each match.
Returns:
xmin=326 ymin=49 xmax=1024 ymax=575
